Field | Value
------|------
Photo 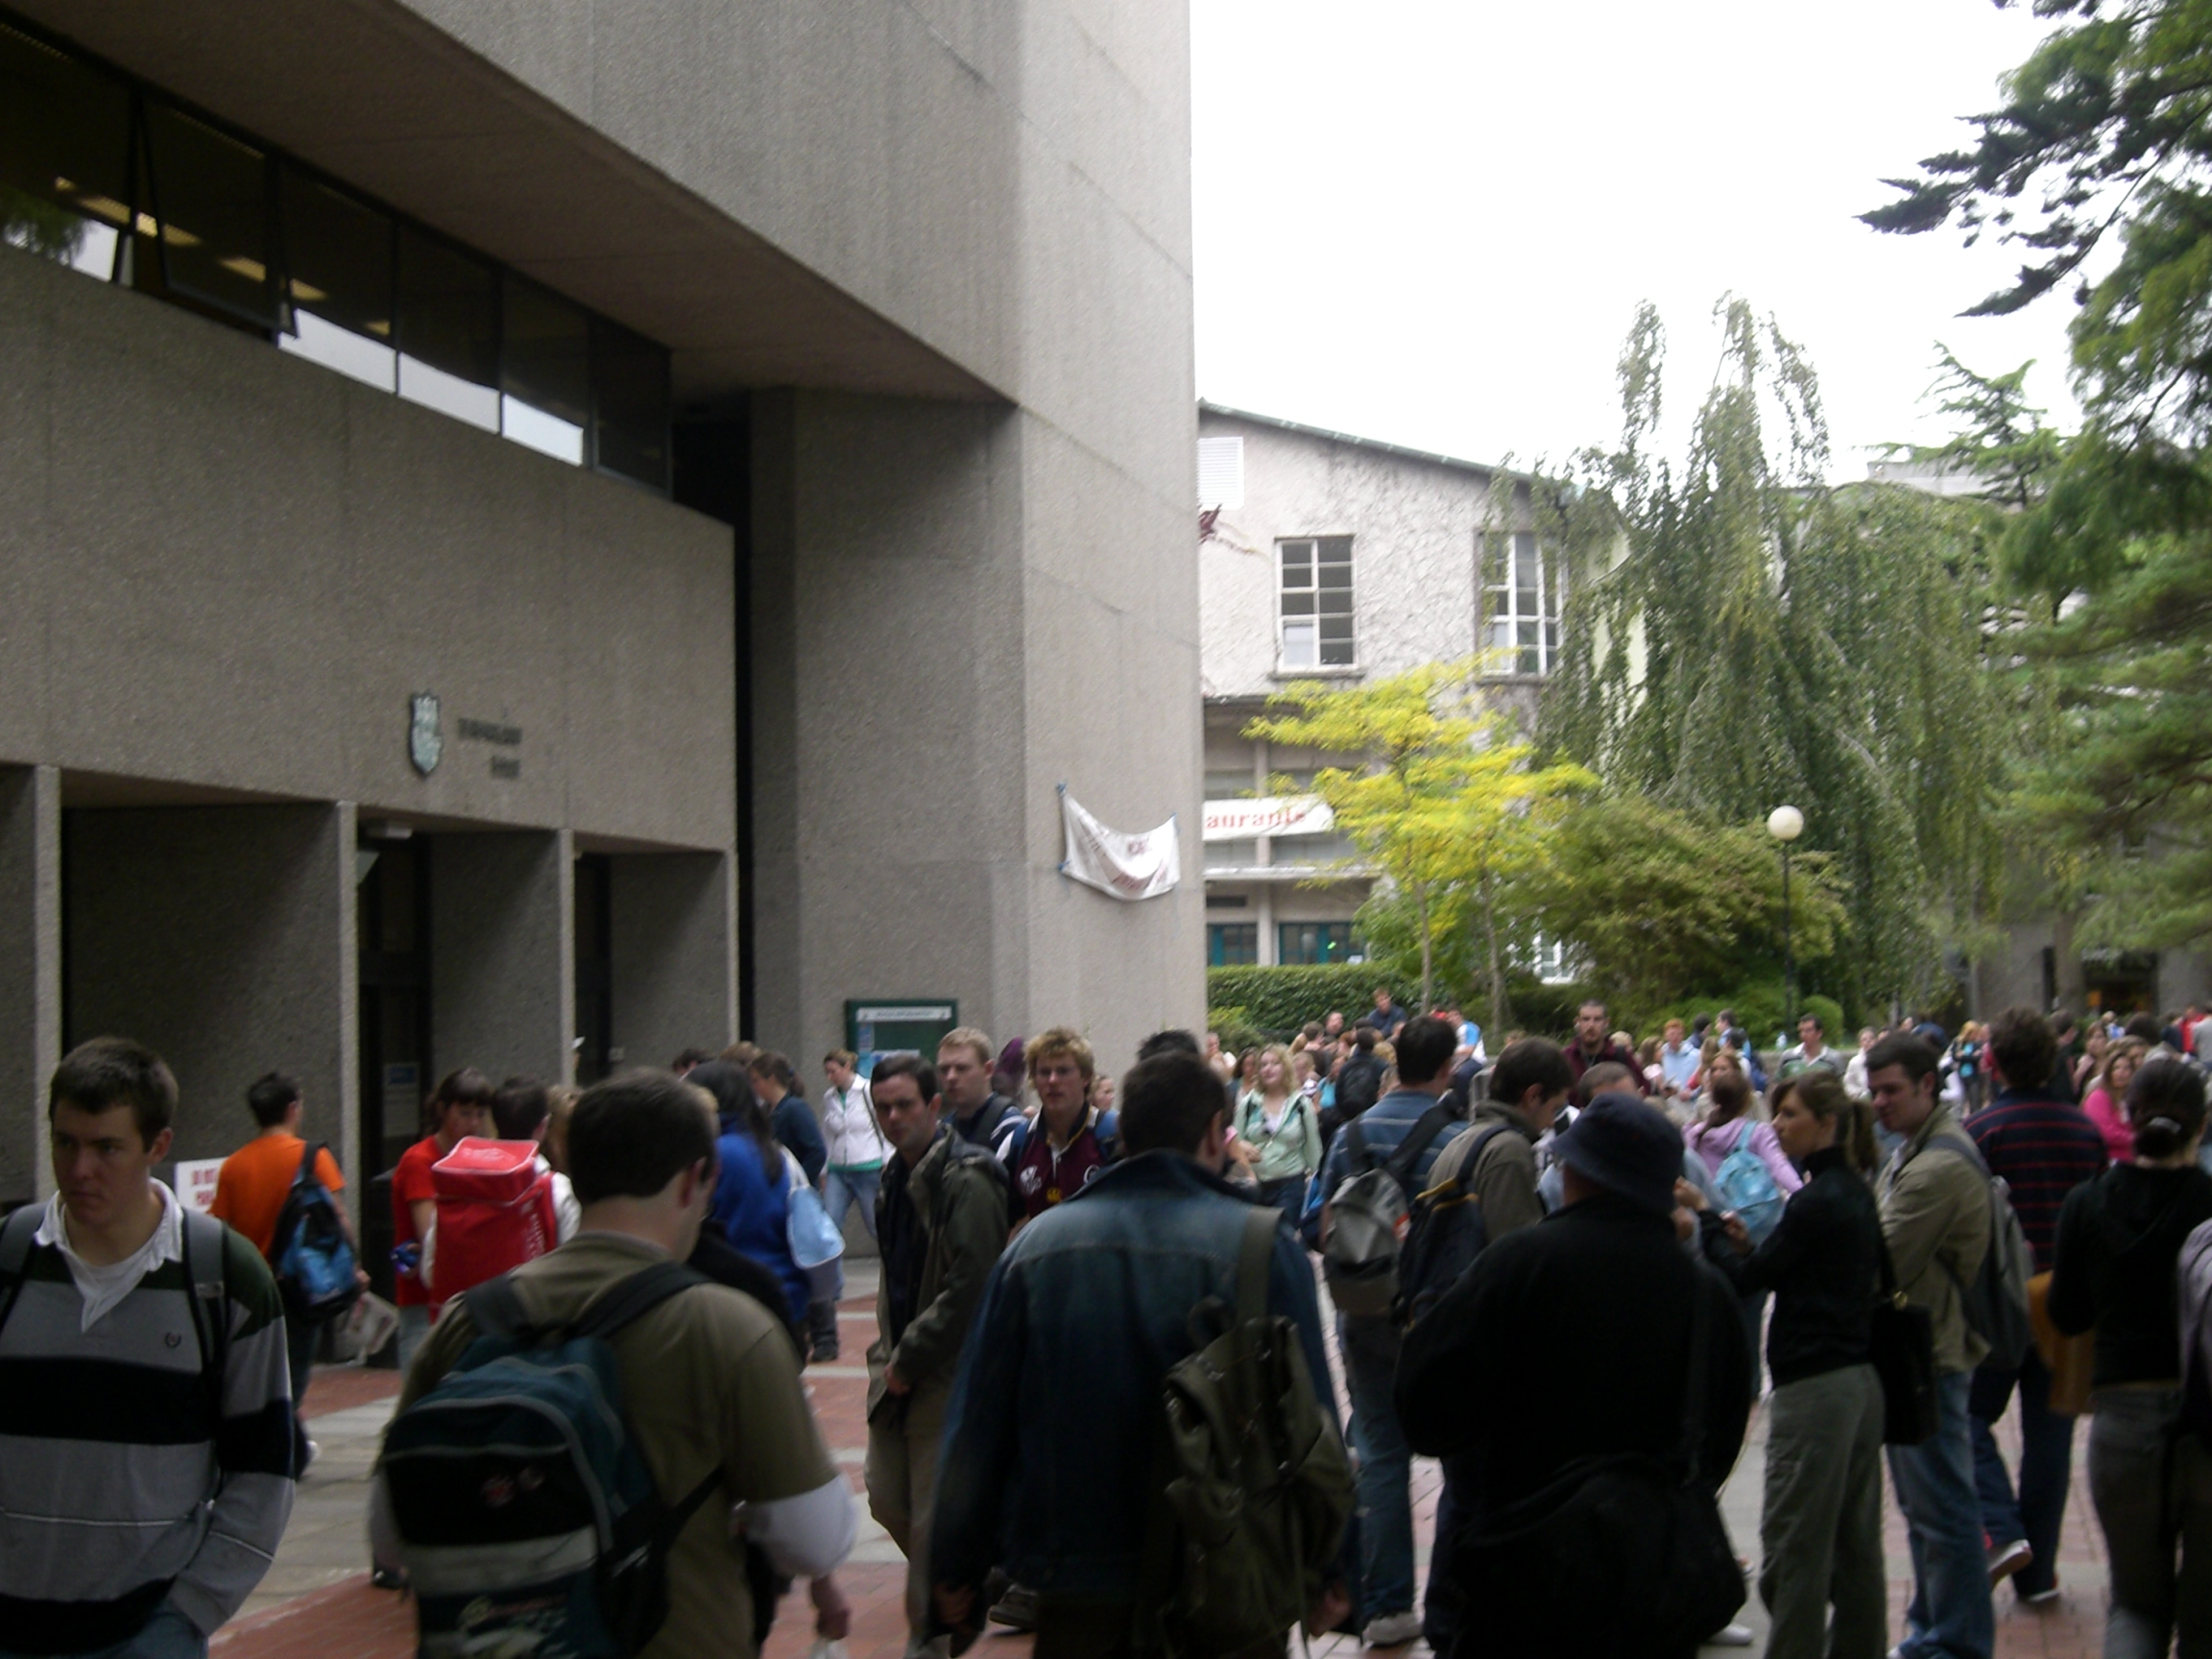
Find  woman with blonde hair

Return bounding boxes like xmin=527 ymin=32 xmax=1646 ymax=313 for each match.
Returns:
xmin=1233 ymin=1042 xmax=1323 ymax=1222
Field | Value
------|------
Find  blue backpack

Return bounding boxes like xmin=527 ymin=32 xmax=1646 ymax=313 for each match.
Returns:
xmin=269 ymin=1142 xmax=361 ymax=1326
xmin=382 ymin=1262 xmax=722 ymax=1659
xmin=1712 ymin=1133 xmax=1787 ymax=1244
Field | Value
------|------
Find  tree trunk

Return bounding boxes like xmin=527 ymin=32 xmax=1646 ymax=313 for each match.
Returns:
xmin=1479 ymin=869 xmax=1508 ymax=1041
xmin=1416 ymin=881 xmax=1434 ymax=1012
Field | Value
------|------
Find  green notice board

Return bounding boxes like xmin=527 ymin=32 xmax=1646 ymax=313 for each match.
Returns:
xmin=846 ymin=999 xmax=959 ymax=1075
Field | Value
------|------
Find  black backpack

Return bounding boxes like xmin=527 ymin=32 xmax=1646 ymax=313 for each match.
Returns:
xmin=268 ymin=1142 xmax=361 ymax=1327
xmin=1392 ymin=1123 xmax=1511 ymax=1332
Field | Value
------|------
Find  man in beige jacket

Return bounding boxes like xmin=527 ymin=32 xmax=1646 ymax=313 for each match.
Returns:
xmin=1870 ymin=1033 xmax=1995 ymax=1659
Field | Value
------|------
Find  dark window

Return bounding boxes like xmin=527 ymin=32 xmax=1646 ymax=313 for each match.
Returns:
xmin=0 ymin=21 xmax=130 ymax=278
xmin=1279 ymin=922 xmax=1358 ymax=965
xmin=397 ymin=224 xmax=498 ymax=430
xmin=277 ymin=165 xmax=394 ymax=390
xmin=591 ymin=315 xmax=670 ymax=489
xmin=142 ymin=100 xmax=275 ymax=326
xmin=1209 ymin=924 xmax=1258 ymax=967
xmin=502 ymin=274 xmax=589 ymax=463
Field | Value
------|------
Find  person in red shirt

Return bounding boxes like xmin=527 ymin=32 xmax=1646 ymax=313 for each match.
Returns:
xmin=391 ymin=1068 xmax=494 ymax=1367
xmin=1008 ymin=1028 xmax=1109 ymax=1231
xmin=210 ymin=1070 xmax=367 ymax=1466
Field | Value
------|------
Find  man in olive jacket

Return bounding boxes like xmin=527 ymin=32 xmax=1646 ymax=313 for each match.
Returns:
xmin=1869 ymin=1034 xmax=1995 ymax=1659
xmin=865 ymin=1054 xmax=1010 ymax=1655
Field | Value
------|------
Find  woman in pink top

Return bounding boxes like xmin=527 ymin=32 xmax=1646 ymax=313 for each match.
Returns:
xmin=2081 ymin=1036 xmax=2147 ymax=1163
xmin=1684 ymin=1063 xmax=1805 ymax=1196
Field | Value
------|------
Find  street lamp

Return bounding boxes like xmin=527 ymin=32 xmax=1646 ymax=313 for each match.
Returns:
xmin=1767 ymin=805 xmax=1805 ymax=1032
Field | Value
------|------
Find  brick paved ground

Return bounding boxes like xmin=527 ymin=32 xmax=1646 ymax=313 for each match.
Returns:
xmin=215 ymin=1267 xmax=2114 ymax=1659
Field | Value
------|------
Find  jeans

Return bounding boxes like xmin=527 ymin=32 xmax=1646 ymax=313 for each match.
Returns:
xmin=824 ymin=1164 xmax=882 ymax=1241
xmin=1338 ymin=1313 xmax=1413 ymax=1619
xmin=1968 ymin=1347 xmax=2073 ymax=1597
xmin=1887 ymin=1370 xmax=1995 ymax=1659
xmin=0 ymin=1602 xmax=207 ymax=1659
xmin=2086 ymin=1385 xmax=2212 ymax=1659
xmin=1762 ymin=1363 xmax=1887 ymax=1659
xmin=284 ymin=1311 xmax=317 ymax=1468
xmin=1256 ymin=1175 xmax=1307 ymax=1228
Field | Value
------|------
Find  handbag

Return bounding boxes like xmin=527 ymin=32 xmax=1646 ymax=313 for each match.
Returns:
xmin=1869 ymin=1232 xmax=1940 ymax=1445
xmin=2029 ymin=1270 xmax=2095 ymax=1415
xmin=781 ymin=1149 xmax=847 ymax=1270
xmin=1447 ymin=1261 xmax=1744 ymax=1657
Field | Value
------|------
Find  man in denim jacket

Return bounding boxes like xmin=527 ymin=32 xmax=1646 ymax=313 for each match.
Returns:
xmin=928 ymin=1047 xmax=1347 ymax=1655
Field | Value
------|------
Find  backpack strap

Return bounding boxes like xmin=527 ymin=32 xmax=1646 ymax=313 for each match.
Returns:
xmin=295 ymin=1142 xmax=322 ymax=1190
xmin=180 ymin=1210 xmax=233 ymax=1418
xmin=1232 ymin=1205 xmax=1278 ymax=1327
xmin=1385 ymin=1100 xmax=1460 ymax=1190
xmin=573 ymin=1261 xmax=710 ymax=1342
xmin=0 ymin=1205 xmax=43 ymax=1340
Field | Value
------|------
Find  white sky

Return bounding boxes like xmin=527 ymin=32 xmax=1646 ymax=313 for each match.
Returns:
xmin=1191 ymin=0 xmax=2080 ymax=481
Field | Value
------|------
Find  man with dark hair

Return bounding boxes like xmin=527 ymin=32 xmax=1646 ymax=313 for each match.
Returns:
xmin=1 ymin=1039 xmax=296 ymax=1658
xmin=1413 ymin=1036 xmax=1573 ymax=1650
xmin=491 ymin=1075 xmax=583 ymax=1244
xmin=1327 ymin=1023 xmax=1388 ymax=1135
xmin=1779 ymin=1013 xmax=1844 ymax=1079
xmin=1136 ymin=1028 xmax=1204 ymax=1062
xmin=1961 ymin=1007 xmax=2107 ymax=1602
xmin=1357 ymin=985 xmax=1409 ymax=1038
xmin=931 ymin=1052 xmax=1346 ymax=1652
xmin=1565 ymin=999 xmax=1646 ymax=1104
xmin=1299 ymin=1014 xmax=1463 ymax=1646
xmin=383 ymin=1070 xmax=854 ymax=1659
xmin=211 ymin=1070 xmax=366 ymax=1470
xmin=1866 ymin=1033 xmax=1997 ymax=1659
xmin=1399 ymin=1094 xmax=1752 ymax=1657
xmin=863 ymin=1055 xmax=1009 ymax=1656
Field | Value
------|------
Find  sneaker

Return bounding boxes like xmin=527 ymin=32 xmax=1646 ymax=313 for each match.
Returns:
xmin=2023 ymin=1585 xmax=2062 ymax=1606
xmin=1362 ymin=1610 xmax=1422 ymax=1647
xmin=987 ymin=1582 xmax=1038 ymax=1631
xmin=1987 ymin=1537 xmax=2033 ymax=1585
xmin=1707 ymin=1625 xmax=1755 ymax=1647
xmin=301 ymin=1439 xmax=320 ymax=1473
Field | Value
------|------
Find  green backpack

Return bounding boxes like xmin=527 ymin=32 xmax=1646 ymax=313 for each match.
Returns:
xmin=1132 ymin=1207 xmax=1355 ymax=1656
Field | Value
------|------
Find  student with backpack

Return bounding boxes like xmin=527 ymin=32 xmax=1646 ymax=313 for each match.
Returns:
xmin=2053 ymin=1057 xmax=2212 ymax=1659
xmin=1 ymin=1039 xmax=296 ymax=1659
xmin=210 ymin=1070 xmax=367 ymax=1470
xmin=929 ymin=1048 xmax=1351 ymax=1658
xmin=691 ymin=1062 xmax=811 ymax=1334
xmin=375 ymin=1070 xmax=854 ymax=1659
xmin=1298 ymin=1014 xmax=1466 ymax=1648
xmin=389 ymin=1068 xmax=495 ymax=1366
xmin=1685 ymin=1066 xmax=1803 ymax=1395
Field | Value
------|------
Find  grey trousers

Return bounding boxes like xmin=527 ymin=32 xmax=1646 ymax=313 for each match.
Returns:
xmin=2087 ymin=1386 xmax=2212 ymax=1659
xmin=865 ymin=1378 xmax=951 ymax=1646
xmin=1761 ymin=1362 xmax=1888 ymax=1659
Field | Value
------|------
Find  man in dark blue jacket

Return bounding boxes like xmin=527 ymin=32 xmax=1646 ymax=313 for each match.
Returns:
xmin=1299 ymin=1014 xmax=1466 ymax=1647
xmin=929 ymin=1050 xmax=1347 ymax=1654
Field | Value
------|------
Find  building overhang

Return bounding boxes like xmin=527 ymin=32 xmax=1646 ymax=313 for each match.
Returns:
xmin=11 ymin=0 xmax=1000 ymax=406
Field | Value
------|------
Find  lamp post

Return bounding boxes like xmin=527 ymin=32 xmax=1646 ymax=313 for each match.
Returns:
xmin=1767 ymin=805 xmax=1805 ymax=1031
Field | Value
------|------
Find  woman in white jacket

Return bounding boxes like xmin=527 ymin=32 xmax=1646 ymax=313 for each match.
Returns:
xmin=820 ymin=1049 xmax=892 ymax=1240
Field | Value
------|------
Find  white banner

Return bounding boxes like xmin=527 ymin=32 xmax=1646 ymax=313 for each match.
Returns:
xmin=170 ymin=1158 xmax=225 ymax=1214
xmin=1202 ymin=795 xmax=1335 ymax=842
xmin=1059 ymin=787 xmax=1180 ymax=902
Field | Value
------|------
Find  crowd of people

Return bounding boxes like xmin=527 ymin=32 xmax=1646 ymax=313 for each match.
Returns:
xmin=10 ymin=985 xmax=2212 ymax=1659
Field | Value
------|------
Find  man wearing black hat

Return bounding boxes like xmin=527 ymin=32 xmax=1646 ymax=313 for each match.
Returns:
xmin=1396 ymin=1093 xmax=1752 ymax=1657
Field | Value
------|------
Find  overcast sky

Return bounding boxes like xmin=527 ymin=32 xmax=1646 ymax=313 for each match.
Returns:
xmin=1190 ymin=0 xmax=2079 ymax=482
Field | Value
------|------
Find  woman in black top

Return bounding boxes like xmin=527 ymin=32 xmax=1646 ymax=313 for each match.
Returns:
xmin=2050 ymin=1057 xmax=2212 ymax=1659
xmin=1685 ymin=1070 xmax=1887 ymax=1659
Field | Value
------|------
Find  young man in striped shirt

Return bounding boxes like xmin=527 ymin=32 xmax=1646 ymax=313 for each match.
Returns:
xmin=0 ymin=1038 xmax=296 ymax=1659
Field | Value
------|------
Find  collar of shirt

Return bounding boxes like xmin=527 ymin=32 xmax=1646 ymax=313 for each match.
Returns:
xmin=35 ymin=1180 xmax=185 ymax=1332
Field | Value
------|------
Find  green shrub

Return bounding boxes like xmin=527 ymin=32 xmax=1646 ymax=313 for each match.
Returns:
xmin=1500 ymin=979 xmax=1590 ymax=1044
xmin=1204 ymin=1006 xmax=1266 ymax=1062
xmin=1205 ymin=965 xmax=1386 ymax=1037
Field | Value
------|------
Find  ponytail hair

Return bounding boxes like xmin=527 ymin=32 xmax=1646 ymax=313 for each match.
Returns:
xmin=2127 ymin=1056 xmax=2208 ymax=1161
xmin=1770 ymin=1070 xmax=1879 ymax=1176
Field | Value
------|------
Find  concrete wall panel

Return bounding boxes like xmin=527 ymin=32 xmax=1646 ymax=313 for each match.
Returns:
xmin=610 ymin=852 xmax=735 ymax=1068
xmin=64 ymin=804 xmax=355 ymax=1170
xmin=0 ymin=768 xmax=61 ymax=1207
xmin=431 ymin=831 xmax=575 ymax=1087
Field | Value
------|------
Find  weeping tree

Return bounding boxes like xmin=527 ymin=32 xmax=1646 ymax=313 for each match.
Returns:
xmin=1536 ymin=300 xmax=2011 ymax=1018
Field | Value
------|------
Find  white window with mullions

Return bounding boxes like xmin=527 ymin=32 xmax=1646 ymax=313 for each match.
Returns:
xmin=1279 ymin=536 xmax=1355 ymax=670
xmin=1483 ymin=530 xmax=1563 ymax=677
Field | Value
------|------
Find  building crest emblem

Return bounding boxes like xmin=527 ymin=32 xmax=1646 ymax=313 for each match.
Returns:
xmin=409 ymin=692 xmax=443 ymax=776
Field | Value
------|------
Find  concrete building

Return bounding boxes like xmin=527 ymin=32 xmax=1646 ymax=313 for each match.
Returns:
xmin=1196 ymin=402 xmax=1559 ymax=968
xmin=0 ymin=1 xmax=1203 ymax=1267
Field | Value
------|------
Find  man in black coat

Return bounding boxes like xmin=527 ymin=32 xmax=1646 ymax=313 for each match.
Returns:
xmin=1396 ymin=1093 xmax=1752 ymax=1659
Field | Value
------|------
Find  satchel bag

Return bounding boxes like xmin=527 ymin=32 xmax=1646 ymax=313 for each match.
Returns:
xmin=781 ymin=1149 xmax=846 ymax=1270
xmin=2029 ymin=1270 xmax=2095 ymax=1416
xmin=1869 ymin=1233 xmax=1940 ymax=1446
xmin=1447 ymin=1261 xmax=1744 ymax=1657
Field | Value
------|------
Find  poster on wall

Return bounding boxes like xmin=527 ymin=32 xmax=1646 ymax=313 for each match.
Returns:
xmin=1058 ymin=785 xmax=1180 ymax=902
xmin=170 ymin=1159 xmax=225 ymax=1214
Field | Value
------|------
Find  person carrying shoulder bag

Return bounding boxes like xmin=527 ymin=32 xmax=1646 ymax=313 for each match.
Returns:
xmin=1233 ymin=1043 xmax=1323 ymax=1227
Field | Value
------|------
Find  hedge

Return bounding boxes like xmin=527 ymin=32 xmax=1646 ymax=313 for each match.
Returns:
xmin=1205 ymin=965 xmax=1392 ymax=1037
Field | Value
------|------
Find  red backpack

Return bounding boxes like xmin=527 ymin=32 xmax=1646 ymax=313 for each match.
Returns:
xmin=429 ymin=1138 xmax=559 ymax=1305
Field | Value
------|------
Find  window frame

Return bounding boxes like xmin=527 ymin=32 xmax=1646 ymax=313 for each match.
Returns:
xmin=1207 ymin=923 xmax=1259 ymax=967
xmin=1480 ymin=529 xmax=1565 ymax=678
xmin=1276 ymin=534 xmax=1357 ymax=674
xmin=1277 ymin=921 xmax=1358 ymax=966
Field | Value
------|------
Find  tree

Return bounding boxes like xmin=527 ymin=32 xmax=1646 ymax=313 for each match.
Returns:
xmin=1245 ymin=663 xmax=1591 ymax=1019
xmin=1525 ymin=794 xmax=1846 ymax=1029
xmin=1538 ymin=301 xmax=2010 ymax=1017
xmin=1866 ymin=1 xmax=2212 ymax=952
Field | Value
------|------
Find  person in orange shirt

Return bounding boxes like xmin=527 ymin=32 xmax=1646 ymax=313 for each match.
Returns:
xmin=390 ymin=1068 xmax=495 ymax=1368
xmin=210 ymin=1071 xmax=366 ymax=1469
